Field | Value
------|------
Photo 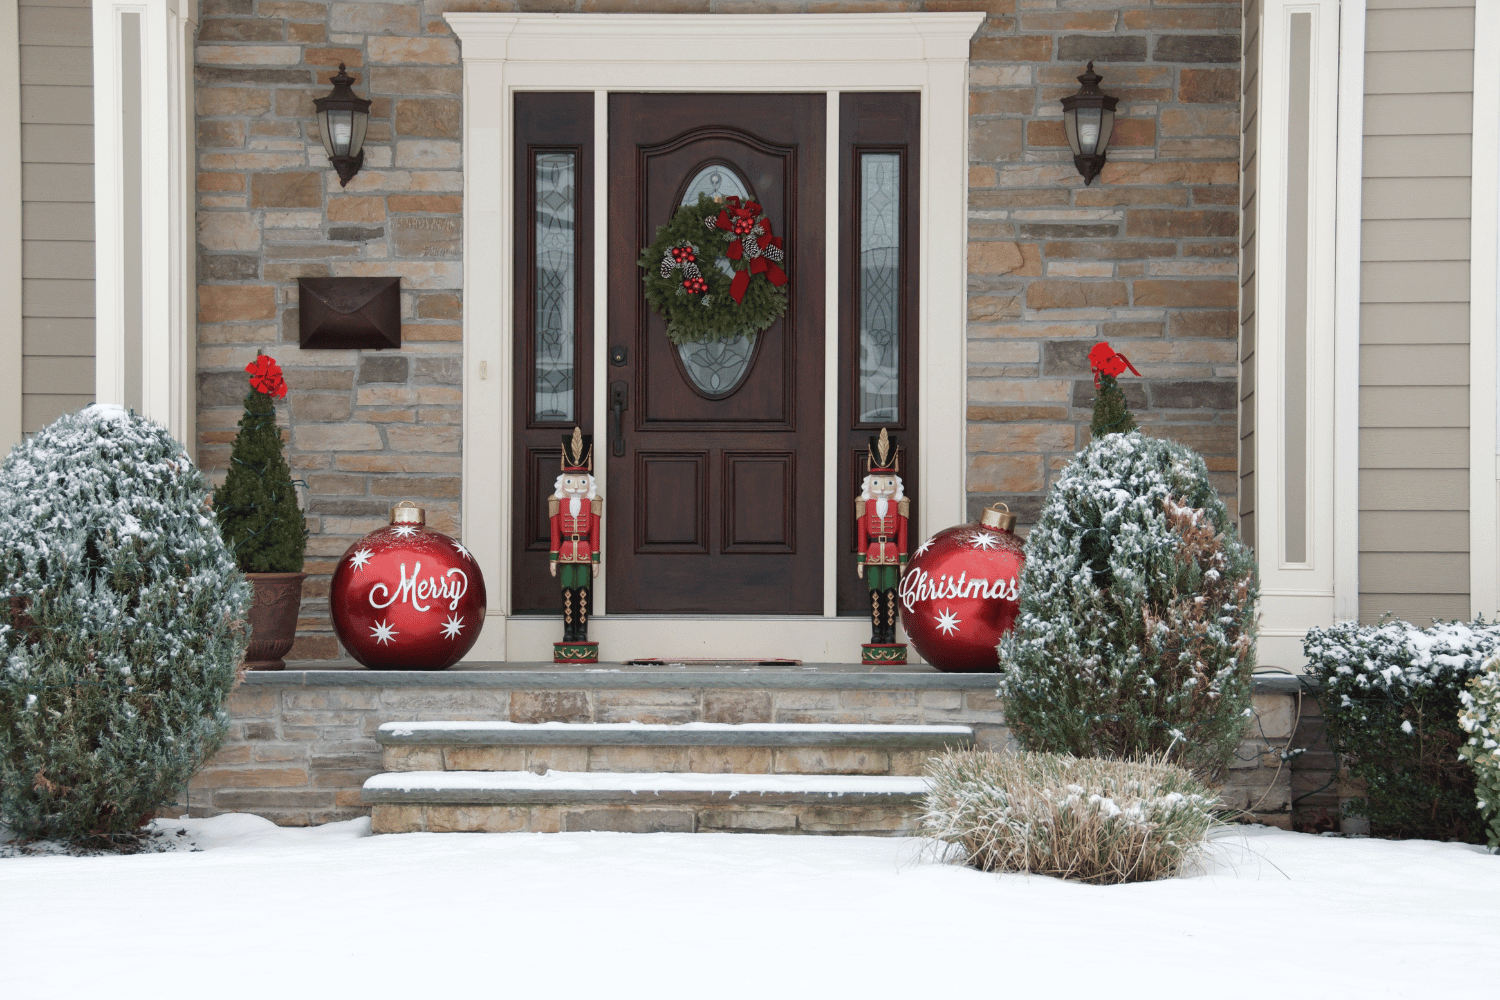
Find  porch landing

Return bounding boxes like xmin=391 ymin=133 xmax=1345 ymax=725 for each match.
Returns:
xmin=161 ymin=663 xmax=1300 ymax=829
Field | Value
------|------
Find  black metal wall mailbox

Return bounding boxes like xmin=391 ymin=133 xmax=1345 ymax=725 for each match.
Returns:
xmin=298 ymin=276 xmax=401 ymax=350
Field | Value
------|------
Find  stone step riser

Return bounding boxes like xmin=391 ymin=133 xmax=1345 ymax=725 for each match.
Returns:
xmin=383 ymin=743 xmax=948 ymax=777
xmin=371 ymin=802 xmax=921 ymax=836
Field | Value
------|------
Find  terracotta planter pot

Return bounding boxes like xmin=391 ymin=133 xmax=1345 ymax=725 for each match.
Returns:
xmin=244 ymin=572 xmax=306 ymax=671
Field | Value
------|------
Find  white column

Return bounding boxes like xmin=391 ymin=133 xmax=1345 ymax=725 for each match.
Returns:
xmin=92 ymin=0 xmax=196 ymax=450
xmin=0 ymin=0 xmax=21 ymax=451
xmin=1250 ymin=0 xmax=1342 ymax=668
xmin=1471 ymin=0 xmax=1500 ymax=621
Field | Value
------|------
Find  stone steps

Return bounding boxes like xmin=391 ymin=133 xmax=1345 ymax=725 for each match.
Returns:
xmin=363 ymin=721 xmax=972 ymax=835
xmin=375 ymin=721 xmax=974 ymax=777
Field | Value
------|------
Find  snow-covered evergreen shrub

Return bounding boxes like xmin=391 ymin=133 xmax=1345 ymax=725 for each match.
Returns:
xmin=921 ymin=749 xmax=1219 ymax=884
xmin=1458 ymin=656 xmax=1500 ymax=850
xmin=998 ymin=432 xmax=1258 ymax=777
xmin=1305 ymin=619 xmax=1489 ymax=843
xmin=0 ymin=405 xmax=251 ymax=841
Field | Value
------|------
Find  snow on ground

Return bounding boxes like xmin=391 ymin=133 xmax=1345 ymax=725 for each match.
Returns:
xmin=0 ymin=816 xmax=1493 ymax=999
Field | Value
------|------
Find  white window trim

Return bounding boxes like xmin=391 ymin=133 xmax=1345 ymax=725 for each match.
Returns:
xmin=1249 ymin=0 xmax=1343 ymax=670
xmin=0 ymin=0 xmax=21 ymax=450
xmin=445 ymin=13 xmax=983 ymax=662
xmin=92 ymin=0 xmax=196 ymax=449
xmin=1475 ymin=0 xmax=1500 ymax=620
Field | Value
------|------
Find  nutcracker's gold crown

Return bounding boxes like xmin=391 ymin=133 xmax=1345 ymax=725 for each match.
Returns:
xmin=867 ymin=427 xmax=899 ymax=473
xmin=981 ymin=502 xmax=1016 ymax=532
xmin=390 ymin=500 xmax=426 ymax=525
xmin=561 ymin=426 xmax=593 ymax=473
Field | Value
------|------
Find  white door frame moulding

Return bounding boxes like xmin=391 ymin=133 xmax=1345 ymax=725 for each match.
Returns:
xmin=445 ymin=13 xmax=984 ymax=662
xmin=92 ymin=0 xmax=196 ymax=452
xmin=1332 ymin=0 xmax=1364 ymax=625
xmin=1249 ymin=0 xmax=1341 ymax=670
xmin=1474 ymin=0 xmax=1500 ymax=621
xmin=0 ymin=0 xmax=21 ymax=451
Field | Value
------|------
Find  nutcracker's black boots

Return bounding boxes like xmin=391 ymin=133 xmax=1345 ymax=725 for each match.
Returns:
xmin=869 ymin=589 xmax=882 ymax=645
xmin=561 ymin=588 xmax=576 ymax=642
xmin=884 ymin=589 xmax=900 ymax=644
xmin=577 ymin=585 xmax=592 ymax=642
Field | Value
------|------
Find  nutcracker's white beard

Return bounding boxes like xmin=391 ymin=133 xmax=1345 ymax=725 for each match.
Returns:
xmin=553 ymin=474 xmax=598 ymax=501
xmin=858 ymin=474 xmax=905 ymax=503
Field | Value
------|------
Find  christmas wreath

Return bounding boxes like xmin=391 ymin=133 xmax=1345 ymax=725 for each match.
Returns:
xmin=637 ymin=193 xmax=789 ymax=345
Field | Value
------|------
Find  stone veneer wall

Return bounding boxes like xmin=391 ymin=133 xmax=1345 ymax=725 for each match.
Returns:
xmin=192 ymin=0 xmax=1242 ymax=660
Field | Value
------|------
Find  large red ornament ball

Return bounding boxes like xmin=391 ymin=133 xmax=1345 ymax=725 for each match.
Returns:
xmin=899 ymin=506 xmax=1026 ymax=673
xmin=330 ymin=503 xmax=486 ymax=670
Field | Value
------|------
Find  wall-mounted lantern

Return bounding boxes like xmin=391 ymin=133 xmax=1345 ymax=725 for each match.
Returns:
xmin=314 ymin=63 xmax=371 ymax=188
xmin=1061 ymin=62 xmax=1118 ymax=186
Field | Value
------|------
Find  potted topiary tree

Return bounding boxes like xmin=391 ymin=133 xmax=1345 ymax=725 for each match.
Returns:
xmin=214 ymin=353 xmax=307 ymax=670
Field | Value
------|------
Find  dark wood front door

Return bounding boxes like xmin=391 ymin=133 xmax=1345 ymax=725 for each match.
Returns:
xmin=606 ymin=93 xmax=825 ymax=615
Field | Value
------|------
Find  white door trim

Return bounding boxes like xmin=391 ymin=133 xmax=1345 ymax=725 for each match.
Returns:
xmin=445 ymin=13 xmax=984 ymax=662
xmin=0 ymin=0 xmax=21 ymax=450
xmin=1473 ymin=0 xmax=1499 ymax=620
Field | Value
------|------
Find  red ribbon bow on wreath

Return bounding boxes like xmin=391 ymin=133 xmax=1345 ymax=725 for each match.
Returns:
xmin=246 ymin=354 xmax=288 ymax=399
xmin=706 ymin=196 xmax=788 ymax=304
xmin=1088 ymin=342 xmax=1141 ymax=388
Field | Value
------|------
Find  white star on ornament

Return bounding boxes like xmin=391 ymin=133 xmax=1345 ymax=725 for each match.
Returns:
xmin=390 ymin=524 xmax=418 ymax=539
xmin=440 ymin=614 xmax=466 ymax=639
xmin=969 ymin=530 xmax=1001 ymax=551
xmin=914 ymin=536 xmax=936 ymax=558
xmin=348 ymin=548 xmax=373 ymax=572
xmin=451 ymin=540 xmax=471 ymax=560
xmin=370 ymin=619 xmax=399 ymax=645
xmin=934 ymin=607 xmax=962 ymax=636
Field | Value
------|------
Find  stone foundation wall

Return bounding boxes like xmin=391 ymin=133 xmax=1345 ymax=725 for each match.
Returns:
xmin=192 ymin=0 xmax=1243 ymax=659
xmin=163 ymin=671 xmax=1295 ymax=829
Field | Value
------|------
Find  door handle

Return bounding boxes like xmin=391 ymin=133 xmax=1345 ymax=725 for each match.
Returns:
xmin=610 ymin=381 xmax=629 ymax=457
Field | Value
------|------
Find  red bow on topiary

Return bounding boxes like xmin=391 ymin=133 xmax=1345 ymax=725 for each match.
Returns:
xmin=246 ymin=354 xmax=288 ymax=399
xmin=708 ymin=196 xmax=788 ymax=303
xmin=1088 ymin=342 xmax=1140 ymax=387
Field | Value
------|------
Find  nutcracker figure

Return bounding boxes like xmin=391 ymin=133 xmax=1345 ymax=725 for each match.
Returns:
xmin=550 ymin=427 xmax=602 ymax=662
xmin=856 ymin=428 xmax=910 ymax=664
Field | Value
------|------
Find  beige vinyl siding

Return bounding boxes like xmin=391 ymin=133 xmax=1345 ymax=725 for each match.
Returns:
xmin=1239 ymin=0 xmax=1260 ymax=551
xmin=19 ymin=0 xmax=92 ymax=432
xmin=1358 ymin=0 xmax=1474 ymax=624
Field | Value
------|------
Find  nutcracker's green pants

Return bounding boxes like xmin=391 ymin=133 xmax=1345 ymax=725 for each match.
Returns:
xmin=557 ymin=563 xmax=591 ymax=588
xmin=865 ymin=565 xmax=899 ymax=591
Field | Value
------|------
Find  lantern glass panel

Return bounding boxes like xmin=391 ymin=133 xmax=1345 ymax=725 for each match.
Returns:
xmin=1096 ymin=108 xmax=1115 ymax=157
xmin=326 ymin=109 xmax=354 ymax=157
xmin=316 ymin=112 xmax=334 ymax=161
xmin=349 ymin=111 xmax=368 ymax=158
xmin=1074 ymin=107 xmax=1104 ymax=155
xmin=1063 ymin=110 xmax=1081 ymax=158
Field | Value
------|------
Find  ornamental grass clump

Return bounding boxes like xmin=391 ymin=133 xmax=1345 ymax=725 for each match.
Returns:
xmin=921 ymin=749 xmax=1219 ymax=884
xmin=998 ymin=432 xmax=1259 ymax=779
xmin=0 ymin=405 xmax=250 ymax=842
xmin=1306 ymin=618 xmax=1493 ymax=843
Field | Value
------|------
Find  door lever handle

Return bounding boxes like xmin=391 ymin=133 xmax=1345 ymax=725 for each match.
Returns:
xmin=609 ymin=381 xmax=629 ymax=457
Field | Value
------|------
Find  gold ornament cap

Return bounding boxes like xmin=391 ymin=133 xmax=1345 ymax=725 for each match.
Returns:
xmin=980 ymin=502 xmax=1016 ymax=533
xmin=390 ymin=500 xmax=426 ymax=525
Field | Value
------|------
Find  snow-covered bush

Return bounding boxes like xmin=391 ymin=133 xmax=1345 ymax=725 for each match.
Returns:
xmin=0 ymin=405 xmax=250 ymax=842
xmin=1459 ymin=656 xmax=1500 ymax=850
xmin=998 ymin=432 xmax=1258 ymax=778
xmin=1304 ymin=619 xmax=1489 ymax=843
xmin=921 ymin=749 xmax=1219 ymax=884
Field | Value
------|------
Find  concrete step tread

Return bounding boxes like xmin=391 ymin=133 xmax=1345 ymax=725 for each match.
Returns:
xmin=362 ymin=769 xmax=929 ymax=805
xmin=376 ymin=721 xmax=974 ymax=748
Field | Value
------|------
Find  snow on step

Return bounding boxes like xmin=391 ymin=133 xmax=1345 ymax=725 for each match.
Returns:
xmin=363 ymin=769 xmax=929 ymax=805
xmin=376 ymin=721 xmax=974 ymax=748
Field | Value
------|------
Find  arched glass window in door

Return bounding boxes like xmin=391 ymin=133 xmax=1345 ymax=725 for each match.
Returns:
xmin=676 ymin=164 xmax=757 ymax=398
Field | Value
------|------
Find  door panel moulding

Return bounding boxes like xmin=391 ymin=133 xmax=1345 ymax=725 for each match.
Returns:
xmin=447 ymin=13 xmax=984 ymax=663
xmin=92 ymin=0 xmax=196 ymax=452
xmin=1249 ymin=0 xmax=1342 ymax=670
xmin=1474 ymin=0 xmax=1499 ymax=620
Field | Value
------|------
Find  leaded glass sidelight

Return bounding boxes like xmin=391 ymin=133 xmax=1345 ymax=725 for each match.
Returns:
xmin=676 ymin=164 xmax=757 ymax=398
xmin=858 ymin=153 xmax=900 ymax=424
xmin=534 ymin=152 xmax=576 ymax=422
